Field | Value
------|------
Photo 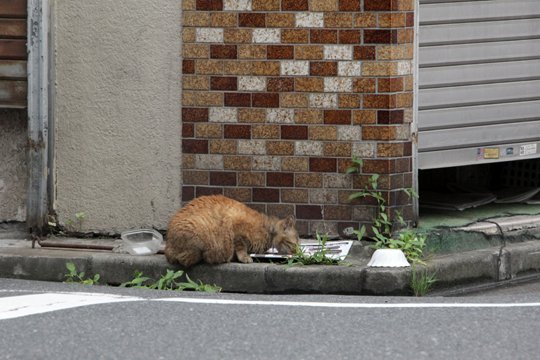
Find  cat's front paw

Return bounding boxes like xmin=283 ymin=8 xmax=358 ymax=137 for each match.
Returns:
xmin=237 ymin=254 xmax=253 ymax=263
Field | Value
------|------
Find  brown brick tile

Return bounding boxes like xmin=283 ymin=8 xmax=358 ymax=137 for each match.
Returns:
xmin=353 ymin=46 xmax=376 ymax=60
xmin=324 ymin=205 xmax=352 ymax=220
xmin=377 ymin=143 xmax=404 ymax=157
xmin=196 ymin=60 xmax=224 ymax=74
xmin=281 ymin=157 xmax=309 ymax=171
xmin=183 ymin=28 xmax=195 ymax=43
xmin=183 ymin=60 xmax=195 ymax=74
xmin=324 ymin=13 xmax=353 ymax=28
xmin=224 ymin=155 xmax=253 ymax=170
xmin=310 ymin=30 xmax=338 ymax=44
xmin=210 ymin=171 xmax=237 ymax=186
xmin=295 ymin=109 xmax=323 ymax=124
xmin=238 ymin=108 xmax=267 ymax=123
xmin=267 ymin=45 xmax=294 ymax=59
xmin=224 ymin=124 xmax=251 ymax=139
xmin=295 ymin=173 xmax=322 ymax=188
xmin=183 ymin=76 xmax=210 ymax=90
xmin=378 ymin=13 xmax=406 ymax=28
xmin=378 ymin=77 xmax=404 ymax=93
xmin=183 ymin=139 xmax=209 ymax=154
xmin=281 ymin=125 xmax=308 ymax=140
xmin=353 ymin=78 xmax=376 ymax=93
xmin=239 ymin=13 xmax=266 ymax=27
xmin=309 ymin=158 xmax=337 ymax=172
xmin=196 ymin=0 xmax=223 ymax=10
xmin=267 ymin=13 xmax=295 ymax=28
xmin=210 ymin=76 xmax=238 ymax=91
xmin=378 ymin=110 xmax=404 ymax=124
xmin=238 ymin=172 xmax=265 ymax=186
xmin=363 ymin=159 xmax=393 ymax=174
xmin=196 ymin=187 xmax=224 ymax=197
xmin=183 ymin=44 xmax=209 ymax=59
xmin=339 ymin=30 xmax=361 ymax=44
xmin=295 ymin=78 xmax=324 ymax=92
xmin=267 ymin=204 xmax=295 ymax=218
xmin=324 ymin=143 xmax=352 ymax=157
xmin=224 ymin=29 xmax=252 ymax=44
xmin=281 ymin=0 xmax=308 ymax=11
xmin=210 ymin=45 xmax=237 ymax=59
xmin=252 ymin=61 xmax=281 ymax=76
xmin=195 ymin=123 xmax=222 ymax=138
xmin=182 ymin=108 xmax=209 ymax=122
xmin=238 ymin=45 xmax=267 ymax=59
xmin=310 ymin=125 xmax=337 ymax=140
xmin=183 ymin=0 xmax=196 ymax=10
xmin=182 ymin=186 xmax=195 ymax=201
xmin=312 ymin=0 xmax=338 ymax=11
xmin=253 ymin=188 xmax=280 ymax=202
xmin=339 ymin=0 xmax=361 ymax=11
xmin=294 ymin=46 xmax=322 ymax=61
xmin=406 ymin=12 xmax=415 ymax=27
xmin=211 ymin=12 xmax=237 ymax=27
xmin=183 ymin=154 xmax=196 ymax=169
xmin=184 ymin=12 xmax=210 ymax=27
xmin=182 ymin=124 xmax=194 ymax=138
xmin=281 ymin=29 xmax=309 ymax=43
xmin=253 ymin=124 xmax=280 ymax=139
xmin=267 ymin=172 xmax=294 ymax=187
xmin=296 ymin=205 xmax=323 ymax=220
xmin=338 ymin=94 xmax=361 ymax=108
xmin=281 ymin=94 xmax=309 ymax=108
xmin=184 ymin=170 xmax=209 ymax=185
xmin=224 ymin=188 xmax=252 ymax=202
xmin=252 ymin=93 xmax=280 ymax=107
xmin=183 ymin=92 xmax=223 ymax=107
xmin=267 ymin=77 xmax=294 ymax=92
xmin=364 ymin=30 xmax=397 ymax=44
xmin=364 ymin=0 xmax=392 ymax=11
xmin=253 ymin=0 xmax=281 ymax=11
xmin=362 ymin=125 xmax=398 ymax=140
xmin=266 ymin=141 xmax=295 ymax=155
xmin=224 ymin=92 xmax=251 ymax=107
xmin=354 ymin=13 xmax=377 ymax=28
xmin=397 ymin=28 xmax=414 ymax=44
xmin=324 ymin=110 xmax=351 ymax=125
xmin=209 ymin=139 xmax=237 ymax=154
xmin=310 ymin=61 xmax=338 ymax=76
xmin=282 ymin=189 xmax=309 ymax=203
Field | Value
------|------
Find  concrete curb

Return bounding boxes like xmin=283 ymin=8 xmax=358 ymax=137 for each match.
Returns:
xmin=1 ymin=240 xmax=540 ymax=295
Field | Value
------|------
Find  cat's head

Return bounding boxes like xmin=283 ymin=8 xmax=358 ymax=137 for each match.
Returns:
xmin=272 ymin=215 xmax=299 ymax=254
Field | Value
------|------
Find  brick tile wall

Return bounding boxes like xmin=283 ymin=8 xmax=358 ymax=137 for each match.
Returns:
xmin=182 ymin=0 xmax=415 ymax=236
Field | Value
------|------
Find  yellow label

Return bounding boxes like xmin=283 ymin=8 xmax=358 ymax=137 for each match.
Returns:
xmin=483 ymin=148 xmax=500 ymax=159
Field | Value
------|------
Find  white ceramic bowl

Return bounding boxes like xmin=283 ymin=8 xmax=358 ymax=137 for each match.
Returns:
xmin=367 ymin=248 xmax=410 ymax=267
xmin=121 ymin=229 xmax=163 ymax=256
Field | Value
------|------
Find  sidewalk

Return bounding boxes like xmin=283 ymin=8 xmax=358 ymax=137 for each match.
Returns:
xmin=1 ymin=223 xmax=540 ymax=295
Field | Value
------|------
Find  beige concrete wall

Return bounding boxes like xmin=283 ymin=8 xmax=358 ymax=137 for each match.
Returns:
xmin=53 ymin=1 xmax=181 ymax=233
xmin=0 ymin=109 xmax=27 ymax=222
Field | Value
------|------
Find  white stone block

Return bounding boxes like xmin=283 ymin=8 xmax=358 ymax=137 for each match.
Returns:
xmin=195 ymin=28 xmax=224 ymax=43
xmin=324 ymin=77 xmax=353 ymax=92
xmin=295 ymin=141 xmax=323 ymax=156
xmin=209 ymin=107 xmax=237 ymax=123
xmin=253 ymin=29 xmax=281 ymax=43
xmin=309 ymin=94 xmax=338 ymax=108
xmin=296 ymin=12 xmax=324 ymax=28
xmin=338 ymin=61 xmax=362 ymax=76
xmin=267 ymin=109 xmax=295 ymax=123
xmin=224 ymin=0 xmax=252 ymax=11
xmin=238 ymin=76 xmax=266 ymax=91
xmin=281 ymin=61 xmax=309 ymax=76
xmin=324 ymin=45 xmax=353 ymax=60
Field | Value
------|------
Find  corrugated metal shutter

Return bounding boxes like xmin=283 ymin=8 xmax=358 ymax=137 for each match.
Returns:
xmin=417 ymin=0 xmax=540 ymax=169
xmin=0 ymin=0 xmax=27 ymax=108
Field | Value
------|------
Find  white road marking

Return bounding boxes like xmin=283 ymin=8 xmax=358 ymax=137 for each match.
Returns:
xmin=0 ymin=293 xmax=142 ymax=320
xmin=156 ymin=297 xmax=540 ymax=309
xmin=1 ymin=292 xmax=539 ymax=320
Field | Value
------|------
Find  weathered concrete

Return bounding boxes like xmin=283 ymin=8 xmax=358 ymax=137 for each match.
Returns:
xmin=0 ymin=109 xmax=27 ymax=221
xmin=52 ymin=0 xmax=182 ymax=232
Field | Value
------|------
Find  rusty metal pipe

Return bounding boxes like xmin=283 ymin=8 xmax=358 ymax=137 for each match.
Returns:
xmin=36 ymin=239 xmax=165 ymax=254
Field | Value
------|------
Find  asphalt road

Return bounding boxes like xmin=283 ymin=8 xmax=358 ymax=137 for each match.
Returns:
xmin=0 ymin=278 xmax=539 ymax=360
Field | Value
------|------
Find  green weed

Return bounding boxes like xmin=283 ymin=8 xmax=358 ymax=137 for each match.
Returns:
xmin=410 ymin=266 xmax=437 ymax=297
xmin=64 ymin=262 xmax=100 ymax=285
xmin=287 ymin=233 xmax=347 ymax=267
xmin=120 ymin=269 xmax=221 ymax=293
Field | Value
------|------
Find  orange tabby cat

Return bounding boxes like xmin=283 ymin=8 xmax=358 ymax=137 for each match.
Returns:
xmin=165 ymin=195 xmax=299 ymax=267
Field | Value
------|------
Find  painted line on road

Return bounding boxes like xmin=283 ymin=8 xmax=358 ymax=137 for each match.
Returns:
xmin=155 ymin=297 xmax=540 ymax=309
xmin=0 ymin=293 xmax=142 ymax=320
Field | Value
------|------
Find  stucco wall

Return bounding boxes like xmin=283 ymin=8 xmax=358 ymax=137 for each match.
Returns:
xmin=0 ymin=109 xmax=27 ymax=222
xmin=53 ymin=1 xmax=181 ymax=232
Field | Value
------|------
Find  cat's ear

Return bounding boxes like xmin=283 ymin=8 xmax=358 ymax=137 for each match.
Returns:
xmin=283 ymin=214 xmax=296 ymax=230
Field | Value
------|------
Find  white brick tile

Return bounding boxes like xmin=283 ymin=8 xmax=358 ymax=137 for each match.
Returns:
xmin=324 ymin=45 xmax=353 ymax=60
xmin=209 ymin=107 xmax=237 ymax=123
xmin=324 ymin=77 xmax=353 ymax=92
xmin=238 ymin=76 xmax=266 ymax=91
xmin=309 ymin=94 xmax=338 ymax=108
xmin=267 ymin=109 xmax=295 ymax=123
xmin=397 ymin=60 xmax=413 ymax=75
xmin=296 ymin=13 xmax=324 ymax=28
xmin=338 ymin=61 xmax=362 ymax=76
xmin=252 ymin=156 xmax=281 ymax=171
xmin=238 ymin=140 xmax=266 ymax=155
xmin=295 ymin=141 xmax=323 ymax=156
xmin=353 ymin=143 xmax=375 ymax=158
xmin=195 ymin=154 xmax=223 ymax=170
xmin=337 ymin=126 xmax=362 ymax=141
xmin=253 ymin=29 xmax=281 ymax=43
xmin=195 ymin=28 xmax=224 ymax=43
xmin=224 ymin=0 xmax=252 ymax=11
xmin=281 ymin=61 xmax=309 ymax=76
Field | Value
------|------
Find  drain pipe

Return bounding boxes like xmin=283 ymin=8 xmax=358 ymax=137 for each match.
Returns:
xmin=483 ymin=220 xmax=511 ymax=281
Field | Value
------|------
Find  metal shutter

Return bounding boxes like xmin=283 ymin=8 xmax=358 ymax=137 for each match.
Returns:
xmin=417 ymin=0 xmax=540 ymax=169
xmin=0 ymin=0 xmax=27 ymax=108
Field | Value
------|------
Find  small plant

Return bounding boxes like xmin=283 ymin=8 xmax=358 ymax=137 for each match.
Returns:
xmin=64 ymin=262 xmax=100 ymax=285
xmin=287 ymin=233 xmax=345 ymax=267
xmin=64 ymin=211 xmax=87 ymax=233
xmin=410 ymin=266 xmax=437 ymax=297
xmin=346 ymin=157 xmax=426 ymax=263
xmin=120 ymin=269 xmax=221 ymax=293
